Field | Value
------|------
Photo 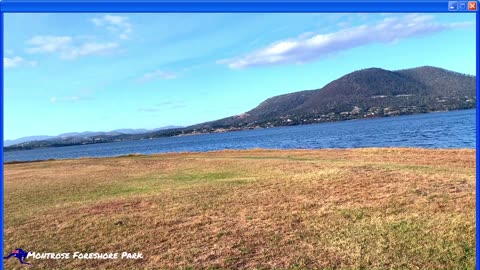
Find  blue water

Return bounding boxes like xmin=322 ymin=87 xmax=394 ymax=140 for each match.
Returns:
xmin=4 ymin=109 xmax=476 ymax=162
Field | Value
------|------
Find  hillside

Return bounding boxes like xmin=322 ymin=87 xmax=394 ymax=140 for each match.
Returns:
xmin=193 ymin=66 xmax=475 ymax=129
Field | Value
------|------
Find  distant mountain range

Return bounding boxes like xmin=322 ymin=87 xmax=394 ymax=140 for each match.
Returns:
xmin=4 ymin=66 xmax=475 ymax=151
xmin=4 ymin=126 xmax=182 ymax=147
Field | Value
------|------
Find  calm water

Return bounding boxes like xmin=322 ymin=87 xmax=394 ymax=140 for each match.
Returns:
xmin=4 ymin=109 xmax=476 ymax=162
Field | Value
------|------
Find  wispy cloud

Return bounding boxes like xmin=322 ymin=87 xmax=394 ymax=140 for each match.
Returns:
xmin=137 ymin=70 xmax=179 ymax=83
xmin=50 ymin=88 xmax=95 ymax=104
xmin=4 ymin=56 xmax=37 ymax=69
xmin=219 ymin=14 xmax=474 ymax=69
xmin=64 ymin=42 xmax=119 ymax=59
xmin=26 ymin=35 xmax=119 ymax=60
xmin=91 ymin=15 xmax=132 ymax=40
xmin=26 ymin=36 xmax=72 ymax=54
xmin=25 ymin=15 xmax=131 ymax=61
xmin=138 ymin=101 xmax=187 ymax=112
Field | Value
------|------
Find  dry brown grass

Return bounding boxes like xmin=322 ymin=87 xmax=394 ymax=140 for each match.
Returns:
xmin=3 ymin=148 xmax=476 ymax=269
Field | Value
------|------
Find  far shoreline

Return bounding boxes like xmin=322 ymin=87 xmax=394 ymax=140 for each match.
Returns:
xmin=4 ymin=108 xmax=476 ymax=153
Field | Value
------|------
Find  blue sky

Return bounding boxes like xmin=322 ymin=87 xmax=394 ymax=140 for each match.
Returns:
xmin=4 ymin=13 xmax=476 ymax=140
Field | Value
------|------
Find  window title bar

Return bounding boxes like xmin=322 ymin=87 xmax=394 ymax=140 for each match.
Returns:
xmin=0 ymin=1 xmax=478 ymax=13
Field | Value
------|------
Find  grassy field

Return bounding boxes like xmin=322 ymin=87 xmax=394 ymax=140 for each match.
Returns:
xmin=3 ymin=148 xmax=475 ymax=269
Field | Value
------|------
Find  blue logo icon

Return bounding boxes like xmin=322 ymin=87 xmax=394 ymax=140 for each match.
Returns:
xmin=3 ymin=248 xmax=30 ymax=265
xmin=449 ymin=1 xmax=458 ymax=10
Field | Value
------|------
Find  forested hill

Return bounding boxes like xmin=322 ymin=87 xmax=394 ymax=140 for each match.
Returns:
xmin=191 ymin=66 xmax=475 ymax=129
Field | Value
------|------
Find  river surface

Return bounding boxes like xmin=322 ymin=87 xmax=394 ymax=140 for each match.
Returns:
xmin=4 ymin=109 xmax=476 ymax=162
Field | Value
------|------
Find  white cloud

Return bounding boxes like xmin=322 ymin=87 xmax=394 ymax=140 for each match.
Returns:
xmin=26 ymin=35 xmax=72 ymax=54
xmin=62 ymin=42 xmax=119 ymax=59
xmin=4 ymin=56 xmax=37 ymax=69
xmin=26 ymin=35 xmax=119 ymax=60
xmin=219 ymin=14 xmax=474 ymax=69
xmin=138 ymin=70 xmax=179 ymax=83
xmin=24 ymin=15 xmax=131 ymax=61
xmin=91 ymin=15 xmax=132 ymax=40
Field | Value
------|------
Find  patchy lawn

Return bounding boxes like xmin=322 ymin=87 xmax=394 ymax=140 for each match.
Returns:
xmin=3 ymin=148 xmax=475 ymax=269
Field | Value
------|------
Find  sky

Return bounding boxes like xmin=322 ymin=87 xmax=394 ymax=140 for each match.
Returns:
xmin=4 ymin=13 xmax=476 ymax=140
